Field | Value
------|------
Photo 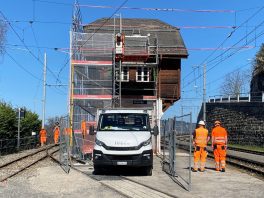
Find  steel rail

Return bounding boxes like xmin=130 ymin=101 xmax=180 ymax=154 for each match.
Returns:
xmin=0 ymin=145 xmax=59 ymax=182
xmin=50 ymin=154 xmax=176 ymax=198
xmin=0 ymin=144 xmax=56 ymax=169
xmin=173 ymin=142 xmax=264 ymax=176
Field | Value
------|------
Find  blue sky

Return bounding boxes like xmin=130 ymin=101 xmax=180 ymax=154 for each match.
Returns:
xmin=0 ymin=0 xmax=263 ymax=122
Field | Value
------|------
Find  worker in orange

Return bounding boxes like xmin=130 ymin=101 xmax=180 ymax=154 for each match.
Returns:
xmin=39 ymin=128 xmax=47 ymax=146
xmin=192 ymin=120 xmax=210 ymax=172
xmin=81 ymin=120 xmax=87 ymax=139
xmin=53 ymin=125 xmax=60 ymax=144
xmin=211 ymin=120 xmax=228 ymax=172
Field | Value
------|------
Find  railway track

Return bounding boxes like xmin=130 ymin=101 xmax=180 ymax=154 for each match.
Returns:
xmin=49 ymin=154 xmax=177 ymax=198
xmin=173 ymin=141 xmax=264 ymax=176
xmin=226 ymin=147 xmax=264 ymax=156
xmin=166 ymin=136 xmax=264 ymax=155
xmin=0 ymin=144 xmax=59 ymax=182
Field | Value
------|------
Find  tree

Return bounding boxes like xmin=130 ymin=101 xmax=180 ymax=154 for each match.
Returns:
xmin=250 ymin=44 xmax=264 ymax=101
xmin=220 ymin=70 xmax=249 ymax=96
xmin=20 ymin=109 xmax=41 ymax=137
xmin=0 ymin=101 xmax=42 ymax=139
xmin=252 ymin=43 xmax=264 ymax=76
xmin=0 ymin=17 xmax=7 ymax=55
xmin=0 ymin=101 xmax=16 ymax=139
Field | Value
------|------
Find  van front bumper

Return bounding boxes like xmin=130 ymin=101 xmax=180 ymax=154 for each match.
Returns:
xmin=93 ymin=149 xmax=153 ymax=167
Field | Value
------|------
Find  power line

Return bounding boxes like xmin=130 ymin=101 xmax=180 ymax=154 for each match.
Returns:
xmin=182 ymin=5 xmax=264 ymax=83
xmin=5 ymin=50 xmax=67 ymax=96
xmin=5 ymin=51 xmax=42 ymax=81
xmin=2 ymin=19 xmax=246 ymax=29
xmin=183 ymin=26 xmax=264 ymax=90
xmin=55 ymin=0 xmax=129 ymax=83
xmin=35 ymin=0 xmax=235 ymax=13
xmin=0 ymin=10 xmax=61 ymax=83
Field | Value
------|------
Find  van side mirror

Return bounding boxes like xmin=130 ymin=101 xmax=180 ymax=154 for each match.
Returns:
xmin=89 ymin=125 xmax=96 ymax=135
xmin=152 ymin=125 xmax=159 ymax=136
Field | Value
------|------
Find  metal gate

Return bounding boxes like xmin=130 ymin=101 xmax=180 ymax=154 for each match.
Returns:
xmin=161 ymin=113 xmax=193 ymax=191
xmin=59 ymin=116 xmax=70 ymax=173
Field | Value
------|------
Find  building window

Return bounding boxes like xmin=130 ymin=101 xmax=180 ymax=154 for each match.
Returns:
xmin=137 ymin=67 xmax=149 ymax=82
xmin=116 ymin=67 xmax=129 ymax=82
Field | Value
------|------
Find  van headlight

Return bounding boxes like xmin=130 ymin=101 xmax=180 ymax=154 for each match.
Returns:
xmin=95 ymin=138 xmax=104 ymax=146
xmin=142 ymin=138 xmax=151 ymax=146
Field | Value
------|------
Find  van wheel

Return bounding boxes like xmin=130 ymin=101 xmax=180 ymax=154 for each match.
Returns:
xmin=93 ymin=166 xmax=102 ymax=175
xmin=145 ymin=166 xmax=152 ymax=176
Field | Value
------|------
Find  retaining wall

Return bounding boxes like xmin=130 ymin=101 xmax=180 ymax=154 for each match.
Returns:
xmin=198 ymin=102 xmax=264 ymax=146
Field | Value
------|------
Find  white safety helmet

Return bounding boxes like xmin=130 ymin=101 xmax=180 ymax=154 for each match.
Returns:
xmin=198 ymin=120 xmax=205 ymax=126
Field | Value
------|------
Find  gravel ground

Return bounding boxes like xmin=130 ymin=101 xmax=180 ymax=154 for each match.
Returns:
xmin=0 ymin=146 xmax=47 ymax=166
xmin=0 ymin=158 xmax=125 ymax=198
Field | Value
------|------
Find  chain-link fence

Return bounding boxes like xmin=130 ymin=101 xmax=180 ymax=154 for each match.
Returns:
xmin=0 ymin=136 xmax=38 ymax=156
xmin=161 ymin=113 xmax=193 ymax=191
xmin=59 ymin=116 xmax=70 ymax=173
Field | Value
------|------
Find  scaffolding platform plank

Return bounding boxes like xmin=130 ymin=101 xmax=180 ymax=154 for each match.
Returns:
xmin=72 ymin=60 xmax=112 ymax=65
xmin=73 ymin=94 xmax=112 ymax=100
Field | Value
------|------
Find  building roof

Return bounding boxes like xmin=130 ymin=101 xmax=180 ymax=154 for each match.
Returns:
xmin=83 ymin=18 xmax=188 ymax=58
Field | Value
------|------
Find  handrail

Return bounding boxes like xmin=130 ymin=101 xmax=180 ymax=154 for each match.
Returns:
xmin=208 ymin=92 xmax=264 ymax=103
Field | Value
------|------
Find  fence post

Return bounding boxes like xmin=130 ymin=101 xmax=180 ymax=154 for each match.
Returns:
xmin=237 ymin=94 xmax=240 ymax=102
xmin=189 ymin=112 xmax=192 ymax=191
xmin=262 ymin=92 xmax=264 ymax=102
xmin=248 ymin=93 xmax=251 ymax=102
xmin=163 ymin=120 xmax=166 ymax=162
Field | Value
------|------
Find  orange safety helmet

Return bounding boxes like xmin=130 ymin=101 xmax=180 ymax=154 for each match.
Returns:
xmin=214 ymin=120 xmax=221 ymax=125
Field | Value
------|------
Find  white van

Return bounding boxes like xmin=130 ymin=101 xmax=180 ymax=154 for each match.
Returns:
xmin=90 ymin=109 xmax=159 ymax=175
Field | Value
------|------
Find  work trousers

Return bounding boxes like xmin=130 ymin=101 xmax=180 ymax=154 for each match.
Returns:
xmin=54 ymin=136 xmax=59 ymax=144
xmin=213 ymin=145 xmax=226 ymax=170
xmin=40 ymin=137 xmax=47 ymax=146
xmin=193 ymin=146 xmax=208 ymax=171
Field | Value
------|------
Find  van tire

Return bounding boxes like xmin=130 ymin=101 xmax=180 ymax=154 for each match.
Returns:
xmin=145 ymin=166 xmax=152 ymax=176
xmin=93 ymin=166 xmax=102 ymax=175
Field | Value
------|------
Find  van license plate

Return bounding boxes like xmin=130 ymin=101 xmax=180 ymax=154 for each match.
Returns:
xmin=117 ymin=161 xmax=127 ymax=165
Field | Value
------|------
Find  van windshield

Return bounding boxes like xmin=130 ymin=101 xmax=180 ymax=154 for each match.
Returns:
xmin=98 ymin=113 xmax=150 ymax=131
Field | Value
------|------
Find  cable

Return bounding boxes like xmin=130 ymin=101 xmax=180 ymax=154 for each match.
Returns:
xmin=5 ymin=50 xmax=67 ymax=96
xmin=35 ymin=0 xmax=235 ymax=13
xmin=182 ymin=5 xmax=264 ymax=83
xmin=30 ymin=22 xmax=42 ymax=58
xmin=55 ymin=0 xmax=129 ymax=83
xmin=5 ymin=51 xmax=42 ymax=81
xmin=183 ymin=27 xmax=264 ymax=90
xmin=0 ymin=10 xmax=61 ymax=83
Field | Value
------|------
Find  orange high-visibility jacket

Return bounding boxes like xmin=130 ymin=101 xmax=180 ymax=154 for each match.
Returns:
xmin=54 ymin=126 xmax=60 ymax=137
xmin=81 ymin=120 xmax=87 ymax=137
xmin=193 ymin=127 xmax=209 ymax=147
xmin=40 ymin=129 xmax=47 ymax=141
xmin=212 ymin=126 xmax=227 ymax=145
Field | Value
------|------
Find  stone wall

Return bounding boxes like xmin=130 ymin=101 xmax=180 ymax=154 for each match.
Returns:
xmin=198 ymin=102 xmax=264 ymax=146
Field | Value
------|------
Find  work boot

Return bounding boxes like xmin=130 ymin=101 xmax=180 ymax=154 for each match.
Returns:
xmin=221 ymin=168 xmax=225 ymax=172
xmin=192 ymin=168 xmax=198 ymax=172
xmin=199 ymin=168 xmax=205 ymax=172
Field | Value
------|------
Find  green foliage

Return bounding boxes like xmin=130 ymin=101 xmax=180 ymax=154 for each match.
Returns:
xmin=20 ymin=109 xmax=41 ymax=137
xmin=0 ymin=101 xmax=16 ymax=139
xmin=0 ymin=101 xmax=41 ymax=139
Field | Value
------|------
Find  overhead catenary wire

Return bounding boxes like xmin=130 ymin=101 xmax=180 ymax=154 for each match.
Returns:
xmin=2 ymin=19 xmax=245 ymax=29
xmin=55 ymin=0 xmax=129 ymax=83
xmin=182 ymin=5 xmax=264 ymax=83
xmin=0 ymin=10 xmax=62 ymax=84
xmin=183 ymin=26 xmax=264 ymax=90
xmin=5 ymin=50 xmax=67 ymax=96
